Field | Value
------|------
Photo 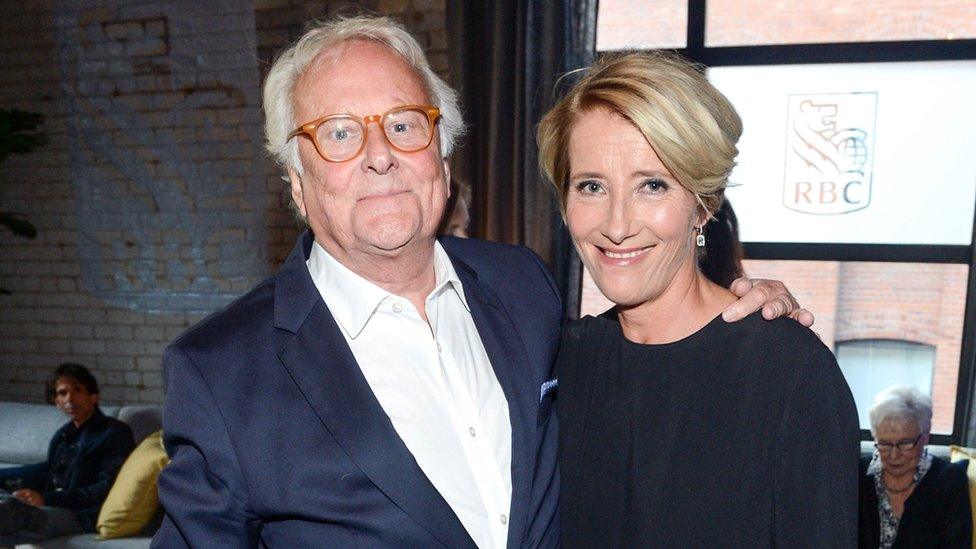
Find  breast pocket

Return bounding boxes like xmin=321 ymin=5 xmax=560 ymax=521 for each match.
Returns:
xmin=537 ymin=378 xmax=558 ymax=427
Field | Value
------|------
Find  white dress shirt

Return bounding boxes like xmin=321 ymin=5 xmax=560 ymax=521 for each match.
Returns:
xmin=307 ymin=241 xmax=512 ymax=549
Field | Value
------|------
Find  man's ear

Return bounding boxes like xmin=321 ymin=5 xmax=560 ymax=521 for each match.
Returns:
xmin=287 ymin=167 xmax=308 ymax=218
xmin=92 ymin=393 xmax=100 ymax=406
xmin=442 ymin=159 xmax=452 ymax=197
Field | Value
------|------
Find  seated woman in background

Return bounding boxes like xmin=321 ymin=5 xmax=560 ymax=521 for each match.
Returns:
xmin=860 ymin=385 xmax=972 ymax=548
xmin=537 ymin=51 xmax=860 ymax=547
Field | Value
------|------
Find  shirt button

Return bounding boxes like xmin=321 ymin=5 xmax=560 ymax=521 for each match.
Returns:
xmin=468 ymin=427 xmax=477 ymax=438
xmin=500 ymin=514 xmax=508 ymax=525
xmin=436 ymin=342 xmax=442 ymax=353
xmin=392 ymin=302 xmax=403 ymax=313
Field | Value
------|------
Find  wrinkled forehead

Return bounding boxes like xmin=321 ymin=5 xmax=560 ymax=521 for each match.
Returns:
xmin=294 ymin=39 xmax=429 ymax=119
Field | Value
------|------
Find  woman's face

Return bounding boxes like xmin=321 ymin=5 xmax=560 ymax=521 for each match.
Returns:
xmin=565 ymin=107 xmax=701 ymax=308
xmin=875 ymin=420 xmax=928 ymax=477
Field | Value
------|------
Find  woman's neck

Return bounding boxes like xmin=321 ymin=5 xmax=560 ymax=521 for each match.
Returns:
xmin=617 ymin=268 xmax=736 ymax=344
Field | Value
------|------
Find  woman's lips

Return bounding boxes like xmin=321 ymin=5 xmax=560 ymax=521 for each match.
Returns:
xmin=596 ymin=245 xmax=651 ymax=265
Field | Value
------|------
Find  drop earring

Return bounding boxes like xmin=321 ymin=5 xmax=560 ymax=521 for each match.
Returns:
xmin=696 ymin=225 xmax=705 ymax=247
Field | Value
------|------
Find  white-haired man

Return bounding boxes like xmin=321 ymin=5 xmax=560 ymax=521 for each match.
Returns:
xmin=153 ymin=15 xmax=806 ymax=548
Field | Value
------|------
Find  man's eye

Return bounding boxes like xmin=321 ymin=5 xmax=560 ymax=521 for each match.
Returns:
xmin=331 ymin=129 xmax=349 ymax=141
xmin=391 ymin=123 xmax=409 ymax=134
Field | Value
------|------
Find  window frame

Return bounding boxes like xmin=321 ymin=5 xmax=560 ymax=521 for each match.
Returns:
xmin=592 ymin=0 xmax=976 ymax=445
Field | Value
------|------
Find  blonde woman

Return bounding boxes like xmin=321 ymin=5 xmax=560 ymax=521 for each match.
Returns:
xmin=538 ymin=52 xmax=860 ymax=547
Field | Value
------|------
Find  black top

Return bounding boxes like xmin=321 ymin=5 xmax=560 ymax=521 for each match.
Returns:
xmin=557 ymin=312 xmax=860 ymax=548
xmin=26 ymin=407 xmax=135 ymax=532
xmin=858 ymin=455 xmax=972 ymax=548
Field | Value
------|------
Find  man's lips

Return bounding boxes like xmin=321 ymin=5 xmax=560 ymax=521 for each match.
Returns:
xmin=359 ymin=190 xmax=409 ymax=202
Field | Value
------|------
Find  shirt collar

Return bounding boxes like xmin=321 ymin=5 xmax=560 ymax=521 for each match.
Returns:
xmin=64 ymin=406 xmax=104 ymax=439
xmin=306 ymin=240 xmax=469 ymax=339
xmin=431 ymin=241 xmax=471 ymax=312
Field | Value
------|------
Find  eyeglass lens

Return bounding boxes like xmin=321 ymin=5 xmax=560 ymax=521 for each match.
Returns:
xmin=315 ymin=108 xmax=433 ymax=160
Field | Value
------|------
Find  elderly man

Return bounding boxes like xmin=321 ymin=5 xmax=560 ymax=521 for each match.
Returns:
xmin=153 ymin=15 xmax=805 ymax=548
xmin=0 ymin=363 xmax=135 ymax=545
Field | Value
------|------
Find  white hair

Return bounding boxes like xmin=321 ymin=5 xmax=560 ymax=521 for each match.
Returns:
xmin=263 ymin=15 xmax=464 ymax=175
xmin=869 ymin=385 xmax=933 ymax=437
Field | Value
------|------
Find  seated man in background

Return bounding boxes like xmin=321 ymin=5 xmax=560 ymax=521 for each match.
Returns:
xmin=0 ymin=363 xmax=135 ymax=545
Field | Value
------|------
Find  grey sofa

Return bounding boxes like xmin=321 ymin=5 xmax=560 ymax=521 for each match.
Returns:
xmin=0 ymin=401 xmax=161 ymax=549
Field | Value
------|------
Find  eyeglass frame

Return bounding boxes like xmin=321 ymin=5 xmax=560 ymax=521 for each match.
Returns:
xmin=874 ymin=432 xmax=923 ymax=454
xmin=287 ymin=104 xmax=441 ymax=163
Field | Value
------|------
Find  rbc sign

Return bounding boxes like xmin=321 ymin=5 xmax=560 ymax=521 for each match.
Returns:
xmin=783 ymin=93 xmax=877 ymax=215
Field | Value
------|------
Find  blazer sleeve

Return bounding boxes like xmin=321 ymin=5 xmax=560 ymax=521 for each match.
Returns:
xmin=773 ymin=349 xmax=860 ymax=548
xmin=41 ymin=422 xmax=135 ymax=509
xmin=938 ymin=459 xmax=972 ymax=547
xmin=518 ymin=246 xmax=561 ymax=549
xmin=152 ymin=345 xmax=260 ymax=548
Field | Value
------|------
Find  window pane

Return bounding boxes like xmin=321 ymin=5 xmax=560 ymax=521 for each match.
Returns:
xmin=836 ymin=340 xmax=935 ymax=431
xmin=709 ymin=61 xmax=976 ymax=245
xmin=596 ymin=0 xmax=687 ymax=51
xmin=706 ymin=0 xmax=976 ymax=46
xmin=741 ymin=260 xmax=968 ymax=434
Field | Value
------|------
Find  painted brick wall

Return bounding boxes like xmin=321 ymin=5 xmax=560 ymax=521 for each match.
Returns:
xmin=0 ymin=0 xmax=446 ymax=406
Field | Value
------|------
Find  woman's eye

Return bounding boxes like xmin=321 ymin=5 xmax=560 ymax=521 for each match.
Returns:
xmin=576 ymin=181 xmax=603 ymax=195
xmin=642 ymin=178 xmax=668 ymax=192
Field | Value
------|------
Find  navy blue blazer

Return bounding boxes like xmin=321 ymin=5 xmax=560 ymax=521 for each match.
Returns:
xmin=153 ymin=231 xmax=562 ymax=548
xmin=13 ymin=407 xmax=135 ymax=532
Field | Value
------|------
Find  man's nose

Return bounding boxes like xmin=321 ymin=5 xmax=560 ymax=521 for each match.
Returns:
xmin=360 ymin=122 xmax=397 ymax=175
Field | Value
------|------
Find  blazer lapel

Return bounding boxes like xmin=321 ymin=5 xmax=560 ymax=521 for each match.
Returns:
xmin=273 ymin=232 xmax=476 ymax=549
xmin=448 ymin=252 xmax=537 ymax=549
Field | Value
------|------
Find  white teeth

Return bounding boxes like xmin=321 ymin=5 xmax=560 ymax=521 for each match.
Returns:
xmin=603 ymin=248 xmax=649 ymax=259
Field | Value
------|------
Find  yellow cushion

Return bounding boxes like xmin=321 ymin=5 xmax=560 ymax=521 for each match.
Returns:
xmin=948 ymin=445 xmax=976 ymax=549
xmin=96 ymin=430 xmax=170 ymax=539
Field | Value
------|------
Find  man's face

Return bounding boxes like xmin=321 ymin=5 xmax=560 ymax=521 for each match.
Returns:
xmin=54 ymin=376 xmax=99 ymax=426
xmin=287 ymin=40 xmax=450 ymax=270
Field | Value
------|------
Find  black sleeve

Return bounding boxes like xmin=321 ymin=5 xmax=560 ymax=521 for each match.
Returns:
xmin=42 ymin=423 xmax=135 ymax=509
xmin=773 ymin=347 xmax=860 ymax=548
xmin=939 ymin=460 xmax=972 ymax=548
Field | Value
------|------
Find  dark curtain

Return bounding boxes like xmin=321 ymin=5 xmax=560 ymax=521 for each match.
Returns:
xmin=446 ymin=0 xmax=596 ymax=318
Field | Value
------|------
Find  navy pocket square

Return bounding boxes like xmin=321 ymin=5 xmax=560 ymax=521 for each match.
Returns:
xmin=539 ymin=377 xmax=558 ymax=404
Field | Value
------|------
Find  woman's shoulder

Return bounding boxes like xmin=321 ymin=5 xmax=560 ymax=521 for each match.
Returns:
xmin=928 ymin=455 xmax=970 ymax=482
xmin=725 ymin=312 xmax=835 ymax=369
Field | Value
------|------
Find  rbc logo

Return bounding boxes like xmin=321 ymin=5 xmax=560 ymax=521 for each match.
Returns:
xmin=783 ymin=93 xmax=877 ymax=215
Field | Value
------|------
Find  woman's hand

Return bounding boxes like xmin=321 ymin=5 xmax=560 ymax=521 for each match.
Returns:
xmin=722 ymin=277 xmax=814 ymax=327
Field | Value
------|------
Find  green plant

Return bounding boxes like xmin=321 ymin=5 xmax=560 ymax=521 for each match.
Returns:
xmin=0 ymin=108 xmax=47 ymax=293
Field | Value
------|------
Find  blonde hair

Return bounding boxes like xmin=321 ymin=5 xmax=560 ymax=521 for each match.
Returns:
xmin=263 ymin=15 xmax=464 ymax=175
xmin=537 ymin=51 xmax=742 ymax=218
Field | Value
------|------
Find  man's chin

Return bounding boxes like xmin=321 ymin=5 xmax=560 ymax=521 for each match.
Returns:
xmin=356 ymin=223 xmax=432 ymax=254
